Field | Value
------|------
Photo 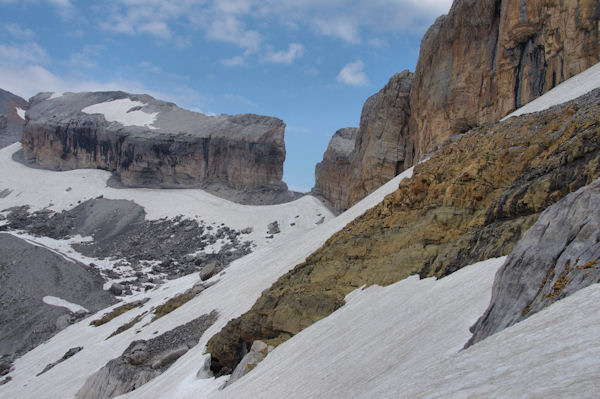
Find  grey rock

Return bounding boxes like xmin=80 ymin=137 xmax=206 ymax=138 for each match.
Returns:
xmin=467 ymin=178 xmax=600 ymax=347
xmin=21 ymin=91 xmax=290 ymax=203
xmin=150 ymin=346 xmax=188 ymax=369
xmin=0 ymin=88 xmax=28 ymax=148
xmin=37 ymin=346 xmax=83 ymax=376
xmin=225 ymin=340 xmax=272 ymax=387
xmin=110 ymin=283 xmax=124 ymax=296
xmin=199 ymin=261 xmax=222 ymax=282
xmin=76 ymin=311 xmax=217 ymax=399
xmin=266 ymin=221 xmax=280 ymax=235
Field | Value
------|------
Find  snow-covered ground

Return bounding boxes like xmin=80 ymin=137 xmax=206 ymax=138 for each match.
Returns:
xmin=82 ymin=98 xmax=158 ymax=129
xmin=0 ymin=153 xmax=415 ymax=399
xmin=42 ymin=296 xmax=89 ymax=314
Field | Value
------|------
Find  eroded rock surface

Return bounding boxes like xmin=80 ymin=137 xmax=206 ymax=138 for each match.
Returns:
xmin=467 ymin=178 xmax=600 ymax=347
xmin=76 ymin=311 xmax=217 ymax=399
xmin=409 ymin=0 xmax=600 ymax=162
xmin=313 ymin=128 xmax=358 ymax=211
xmin=0 ymin=89 xmax=28 ymax=148
xmin=21 ymin=91 xmax=290 ymax=204
xmin=346 ymin=71 xmax=414 ymax=208
xmin=207 ymin=89 xmax=600 ymax=375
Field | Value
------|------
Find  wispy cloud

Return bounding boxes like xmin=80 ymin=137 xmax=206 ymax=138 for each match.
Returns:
xmin=265 ymin=43 xmax=305 ymax=64
xmin=337 ymin=60 xmax=369 ymax=87
xmin=0 ymin=42 xmax=48 ymax=65
xmin=5 ymin=23 xmax=35 ymax=39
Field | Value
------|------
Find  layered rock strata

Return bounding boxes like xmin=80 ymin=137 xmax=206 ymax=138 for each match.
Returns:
xmin=315 ymin=0 xmax=600 ymax=209
xmin=207 ymin=89 xmax=600 ymax=375
xmin=0 ymin=89 xmax=28 ymax=148
xmin=312 ymin=128 xmax=358 ymax=210
xmin=467 ymin=178 xmax=600 ymax=347
xmin=21 ymin=92 xmax=288 ymax=199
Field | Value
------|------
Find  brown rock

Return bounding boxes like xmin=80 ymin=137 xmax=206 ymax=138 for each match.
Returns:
xmin=207 ymin=89 xmax=600 ymax=375
xmin=312 ymin=127 xmax=358 ymax=210
xmin=409 ymin=0 xmax=600 ymax=163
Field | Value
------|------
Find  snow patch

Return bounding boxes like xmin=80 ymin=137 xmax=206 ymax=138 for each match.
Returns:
xmin=48 ymin=92 xmax=64 ymax=100
xmin=503 ymin=61 xmax=600 ymax=120
xmin=43 ymin=296 xmax=89 ymax=313
xmin=16 ymin=107 xmax=26 ymax=120
xmin=82 ymin=98 xmax=158 ymax=129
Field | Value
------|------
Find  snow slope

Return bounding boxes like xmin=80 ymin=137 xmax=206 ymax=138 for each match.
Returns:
xmin=0 ymin=141 xmax=414 ymax=399
xmin=82 ymin=98 xmax=158 ymax=129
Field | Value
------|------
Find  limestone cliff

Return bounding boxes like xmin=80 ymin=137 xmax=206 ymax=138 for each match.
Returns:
xmin=312 ymin=128 xmax=358 ymax=211
xmin=0 ymin=89 xmax=28 ymax=148
xmin=467 ymin=178 xmax=600 ymax=347
xmin=409 ymin=0 xmax=600 ymax=162
xmin=207 ymin=89 xmax=600 ymax=375
xmin=21 ymin=91 xmax=288 ymax=202
xmin=313 ymin=72 xmax=413 ymax=211
xmin=315 ymin=0 xmax=599 ymax=209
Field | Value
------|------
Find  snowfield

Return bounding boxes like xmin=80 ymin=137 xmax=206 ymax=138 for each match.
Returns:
xmin=82 ymin=98 xmax=158 ymax=129
xmin=15 ymin=108 xmax=26 ymax=120
xmin=1 ymin=62 xmax=600 ymax=399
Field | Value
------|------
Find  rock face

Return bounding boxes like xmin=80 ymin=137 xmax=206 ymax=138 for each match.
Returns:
xmin=346 ymin=71 xmax=414 ymax=208
xmin=76 ymin=311 xmax=217 ymax=399
xmin=467 ymin=178 xmax=600 ymax=347
xmin=315 ymin=0 xmax=600 ymax=209
xmin=409 ymin=0 xmax=600 ymax=163
xmin=21 ymin=91 xmax=288 ymax=201
xmin=0 ymin=89 xmax=28 ymax=148
xmin=207 ymin=89 xmax=600 ymax=375
xmin=312 ymin=128 xmax=358 ymax=210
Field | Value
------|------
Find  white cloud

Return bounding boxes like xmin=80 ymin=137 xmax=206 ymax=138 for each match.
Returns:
xmin=221 ymin=55 xmax=246 ymax=67
xmin=265 ymin=43 xmax=305 ymax=64
xmin=312 ymin=17 xmax=361 ymax=44
xmin=337 ymin=60 xmax=369 ymax=87
xmin=207 ymin=14 xmax=261 ymax=52
xmin=5 ymin=23 xmax=35 ymax=39
xmin=69 ymin=45 xmax=104 ymax=69
xmin=0 ymin=42 xmax=48 ymax=65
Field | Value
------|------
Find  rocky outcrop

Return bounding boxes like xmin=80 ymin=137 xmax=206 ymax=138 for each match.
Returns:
xmin=207 ymin=89 xmax=600 ymax=375
xmin=21 ymin=91 xmax=289 ymax=203
xmin=409 ymin=0 xmax=600 ymax=163
xmin=467 ymin=178 xmax=600 ymax=347
xmin=312 ymin=128 xmax=358 ymax=210
xmin=315 ymin=0 xmax=599 ymax=209
xmin=0 ymin=89 xmax=28 ymax=148
xmin=76 ymin=311 xmax=217 ymax=399
xmin=346 ymin=71 xmax=414 ymax=208
xmin=313 ymin=72 xmax=413 ymax=211
xmin=224 ymin=340 xmax=273 ymax=386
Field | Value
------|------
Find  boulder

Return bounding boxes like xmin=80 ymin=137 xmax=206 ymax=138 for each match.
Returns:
xmin=467 ymin=178 xmax=600 ymax=347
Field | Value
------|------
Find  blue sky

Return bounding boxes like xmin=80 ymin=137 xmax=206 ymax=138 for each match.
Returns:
xmin=0 ymin=0 xmax=452 ymax=192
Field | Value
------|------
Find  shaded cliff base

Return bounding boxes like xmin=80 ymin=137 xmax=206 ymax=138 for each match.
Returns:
xmin=11 ymin=148 xmax=303 ymax=206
